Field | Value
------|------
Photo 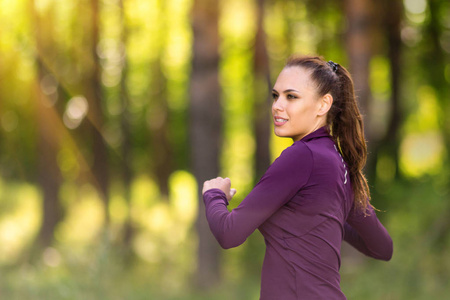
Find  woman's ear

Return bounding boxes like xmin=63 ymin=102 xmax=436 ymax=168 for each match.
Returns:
xmin=318 ymin=94 xmax=333 ymax=116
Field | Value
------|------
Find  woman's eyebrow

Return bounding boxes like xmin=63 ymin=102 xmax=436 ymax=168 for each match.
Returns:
xmin=283 ymin=89 xmax=300 ymax=93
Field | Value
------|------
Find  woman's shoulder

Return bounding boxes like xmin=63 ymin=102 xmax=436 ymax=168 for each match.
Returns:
xmin=265 ymin=142 xmax=314 ymax=182
xmin=270 ymin=141 xmax=315 ymax=173
xmin=282 ymin=140 xmax=314 ymax=159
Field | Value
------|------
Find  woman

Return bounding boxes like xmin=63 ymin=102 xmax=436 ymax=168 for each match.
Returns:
xmin=202 ymin=55 xmax=393 ymax=299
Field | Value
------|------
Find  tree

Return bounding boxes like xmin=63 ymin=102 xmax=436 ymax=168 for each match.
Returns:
xmin=149 ymin=56 xmax=173 ymax=200
xmin=35 ymin=61 xmax=64 ymax=250
xmin=119 ymin=0 xmax=134 ymax=250
xmin=31 ymin=0 xmax=63 ymax=249
xmin=368 ymin=0 xmax=404 ymax=181
xmin=343 ymin=0 xmax=376 ymax=143
xmin=253 ymin=0 xmax=272 ymax=183
xmin=148 ymin=1 xmax=173 ymax=200
xmin=85 ymin=0 xmax=110 ymax=224
xmin=420 ymin=0 xmax=450 ymax=247
xmin=189 ymin=0 xmax=222 ymax=288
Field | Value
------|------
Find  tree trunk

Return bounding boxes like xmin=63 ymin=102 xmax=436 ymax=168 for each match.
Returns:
xmin=189 ymin=0 xmax=222 ymax=288
xmin=422 ymin=0 xmax=450 ymax=247
xmin=364 ymin=0 xmax=404 ymax=183
xmin=32 ymin=0 xmax=63 ymax=248
xmin=377 ymin=0 xmax=403 ymax=179
xmin=344 ymin=0 xmax=376 ymax=143
xmin=0 ymin=59 xmax=3 ymax=162
xmin=149 ymin=58 xmax=172 ymax=200
xmin=86 ymin=0 xmax=110 ymax=224
xmin=145 ymin=1 xmax=173 ymax=201
xmin=35 ymin=60 xmax=63 ymax=249
xmin=119 ymin=0 xmax=134 ymax=249
xmin=253 ymin=0 xmax=271 ymax=183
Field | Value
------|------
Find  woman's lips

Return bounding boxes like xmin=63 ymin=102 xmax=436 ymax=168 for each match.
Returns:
xmin=274 ymin=117 xmax=288 ymax=126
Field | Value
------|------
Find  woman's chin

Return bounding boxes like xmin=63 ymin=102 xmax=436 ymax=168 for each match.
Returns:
xmin=274 ymin=131 xmax=291 ymax=139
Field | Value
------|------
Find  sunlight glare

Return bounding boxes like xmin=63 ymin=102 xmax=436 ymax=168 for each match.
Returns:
xmin=163 ymin=0 xmax=192 ymax=78
xmin=40 ymin=74 xmax=58 ymax=96
xmin=0 ymin=183 xmax=40 ymax=265
xmin=404 ymin=0 xmax=427 ymax=15
xmin=292 ymin=21 xmax=320 ymax=54
xmin=131 ymin=171 xmax=197 ymax=264
xmin=400 ymin=131 xmax=445 ymax=177
xmin=401 ymin=26 xmax=422 ymax=47
xmin=42 ymin=247 xmax=62 ymax=267
xmin=146 ymin=203 xmax=171 ymax=233
xmin=133 ymin=233 xmax=158 ymax=263
xmin=169 ymin=170 xmax=198 ymax=223
xmin=63 ymin=96 xmax=89 ymax=129
xmin=223 ymin=130 xmax=255 ymax=198
xmin=131 ymin=175 xmax=160 ymax=210
xmin=404 ymin=0 xmax=427 ymax=24
xmin=34 ymin=0 xmax=53 ymax=15
xmin=220 ymin=0 xmax=256 ymax=42
xmin=55 ymin=184 xmax=105 ymax=247
xmin=404 ymin=86 xmax=442 ymax=133
xmin=401 ymin=85 xmax=444 ymax=177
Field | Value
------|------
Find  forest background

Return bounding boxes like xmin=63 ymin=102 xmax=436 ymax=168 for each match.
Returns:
xmin=0 ymin=0 xmax=449 ymax=299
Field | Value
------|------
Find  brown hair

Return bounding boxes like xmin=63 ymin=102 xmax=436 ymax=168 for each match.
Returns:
xmin=285 ymin=55 xmax=371 ymax=213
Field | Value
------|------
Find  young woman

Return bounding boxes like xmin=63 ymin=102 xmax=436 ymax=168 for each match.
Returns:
xmin=202 ymin=55 xmax=393 ymax=299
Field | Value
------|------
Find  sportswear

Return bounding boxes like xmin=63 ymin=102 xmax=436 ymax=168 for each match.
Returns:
xmin=203 ymin=127 xmax=393 ymax=299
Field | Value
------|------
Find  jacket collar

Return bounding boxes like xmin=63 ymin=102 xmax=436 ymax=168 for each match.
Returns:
xmin=298 ymin=126 xmax=331 ymax=142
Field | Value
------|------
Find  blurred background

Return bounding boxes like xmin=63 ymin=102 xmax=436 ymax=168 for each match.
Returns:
xmin=0 ymin=0 xmax=449 ymax=299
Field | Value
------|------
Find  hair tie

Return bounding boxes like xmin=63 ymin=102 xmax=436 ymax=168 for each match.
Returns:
xmin=327 ymin=60 xmax=339 ymax=73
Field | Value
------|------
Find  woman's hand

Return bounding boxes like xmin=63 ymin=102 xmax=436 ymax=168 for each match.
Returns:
xmin=202 ymin=177 xmax=237 ymax=202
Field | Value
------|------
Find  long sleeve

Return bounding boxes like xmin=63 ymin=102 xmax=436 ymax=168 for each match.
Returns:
xmin=344 ymin=205 xmax=393 ymax=261
xmin=203 ymin=142 xmax=313 ymax=249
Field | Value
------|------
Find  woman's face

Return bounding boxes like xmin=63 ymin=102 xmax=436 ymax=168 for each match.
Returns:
xmin=271 ymin=66 xmax=328 ymax=142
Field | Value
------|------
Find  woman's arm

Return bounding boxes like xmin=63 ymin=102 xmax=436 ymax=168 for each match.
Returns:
xmin=203 ymin=143 xmax=313 ymax=249
xmin=344 ymin=206 xmax=393 ymax=261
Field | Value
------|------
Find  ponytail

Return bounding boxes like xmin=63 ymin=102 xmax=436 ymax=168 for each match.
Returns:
xmin=285 ymin=55 xmax=371 ymax=213
xmin=329 ymin=66 xmax=371 ymax=212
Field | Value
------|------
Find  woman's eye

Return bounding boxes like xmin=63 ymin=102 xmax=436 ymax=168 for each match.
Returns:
xmin=287 ymin=94 xmax=297 ymax=99
xmin=272 ymin=93 xmax=278 ymax=100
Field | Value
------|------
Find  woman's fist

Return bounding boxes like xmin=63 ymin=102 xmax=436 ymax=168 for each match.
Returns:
xmin=202 ymin=177 xmax=237 ymax=202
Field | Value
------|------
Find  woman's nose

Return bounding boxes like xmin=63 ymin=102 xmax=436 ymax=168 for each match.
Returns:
xmin=272 ymin=98 xmax=284 ymax=111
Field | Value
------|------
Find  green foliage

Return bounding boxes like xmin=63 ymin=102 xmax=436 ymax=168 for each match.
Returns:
xmin=1 ymin=0 xmax=450 ymax=298
xmin=1 ymin=178 xmax=449 ymax=299
xmin=341 ymin=177 xmax=450 ymax=299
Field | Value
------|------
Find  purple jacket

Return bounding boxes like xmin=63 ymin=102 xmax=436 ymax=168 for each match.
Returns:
xmin=203 ymin=127 xmax=393 ymax=299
